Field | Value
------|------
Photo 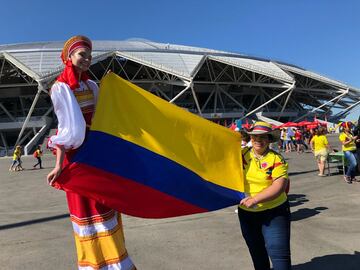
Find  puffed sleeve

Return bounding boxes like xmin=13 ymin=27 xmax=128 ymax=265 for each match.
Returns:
xmin=48 ymin=82 xmax=86 ymax=150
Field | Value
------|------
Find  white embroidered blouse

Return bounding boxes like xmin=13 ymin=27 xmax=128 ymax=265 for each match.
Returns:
xmin=48 ymin=80 xmax=99 ymax=150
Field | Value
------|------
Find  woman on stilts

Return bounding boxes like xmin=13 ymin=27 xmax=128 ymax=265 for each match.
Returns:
xmin=47 ymin=35 xmax=136 ymax=270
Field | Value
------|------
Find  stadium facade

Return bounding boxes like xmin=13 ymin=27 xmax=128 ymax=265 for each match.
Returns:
xmin=0 ymin=39 xmax=359 ymax=156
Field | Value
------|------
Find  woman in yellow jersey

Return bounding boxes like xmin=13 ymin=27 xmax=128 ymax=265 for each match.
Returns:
xmin=339 ymin=122 xmax=359 ymax=183
xmin=238 ymin=121 xmax=291 ymax=270
xmin=310 ymin=127 xmax=329 ymax=177
xmin=46 ymin=36 xmax=136 ymax=270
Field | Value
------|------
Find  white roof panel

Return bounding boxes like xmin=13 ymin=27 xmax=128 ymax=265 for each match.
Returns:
xmin=276 ymin=63 xmax=349 ymax=89
xmin=209 ymin=56 xmax=294 ymax=83
xmin=119 ymin=51 xmax=204 ymax=79
xmin=8 ymin=51 xmax=106 ymax=78
xmin=9 ymin=51 xmax=62 ymax=76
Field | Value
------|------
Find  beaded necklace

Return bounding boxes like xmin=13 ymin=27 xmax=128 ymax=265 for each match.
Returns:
xmin=251 ymin=148 xmax=270 ymax=168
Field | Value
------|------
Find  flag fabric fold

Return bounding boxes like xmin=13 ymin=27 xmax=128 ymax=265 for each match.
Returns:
xmin=55 ymin=73 xmax=245 ymax=218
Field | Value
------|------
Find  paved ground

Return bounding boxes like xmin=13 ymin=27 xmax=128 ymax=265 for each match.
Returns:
xmin=1 ymin=134 xmax=360 ymax=269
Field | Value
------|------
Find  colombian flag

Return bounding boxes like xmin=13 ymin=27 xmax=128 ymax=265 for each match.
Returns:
xmin=56 ymin=73 xmax=245 ymax=218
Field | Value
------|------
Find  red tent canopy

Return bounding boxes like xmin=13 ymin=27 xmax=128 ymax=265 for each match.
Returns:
xmin=280 ymin=122 xmax=299 ymax=128
xmin=307 ymin=124 xmax=318 ymax=129
xmin=308 ymin=120 xmax=326 ymax=128
xmin=297 ymin=121 xmax=313 ymax=127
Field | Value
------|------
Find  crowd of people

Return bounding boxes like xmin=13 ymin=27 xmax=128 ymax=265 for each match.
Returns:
xmin=281 ymin=127 xmax=311 ymax=153
xmin=240 ymin=121 xmax=360 ymax=183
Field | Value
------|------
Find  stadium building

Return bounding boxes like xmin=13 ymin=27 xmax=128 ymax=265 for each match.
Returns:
xmin=0 ymin=39 xmax=359 ymax=156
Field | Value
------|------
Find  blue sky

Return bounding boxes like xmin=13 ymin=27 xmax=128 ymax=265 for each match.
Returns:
xmin=1 ymin=0 xmax=359 ymax=120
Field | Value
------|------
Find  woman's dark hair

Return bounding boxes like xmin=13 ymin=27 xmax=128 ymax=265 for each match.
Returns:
xmin=314 ymin=127 xmax=326 ymax=135
xmin=240 ymin=130 xmax=250 ymax=142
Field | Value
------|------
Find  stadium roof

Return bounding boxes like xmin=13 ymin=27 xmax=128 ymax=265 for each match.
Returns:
xmin=2 ymin=39 xmax=355 ymax=90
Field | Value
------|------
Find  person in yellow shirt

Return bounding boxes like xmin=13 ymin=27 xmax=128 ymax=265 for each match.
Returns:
xmin=238 ymin=121 xmax=291 ymax=270
xmin=9 ymin=145 xmax=23 ymax=171
xmin=310 ymin=127 xmax=329 ymax=177
xmin=339 ymin=122 xmax=359 ymax=183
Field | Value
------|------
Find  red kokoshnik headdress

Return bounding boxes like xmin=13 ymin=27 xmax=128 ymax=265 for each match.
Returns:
xmin=57 ymin=35 xmax=92 ymax=90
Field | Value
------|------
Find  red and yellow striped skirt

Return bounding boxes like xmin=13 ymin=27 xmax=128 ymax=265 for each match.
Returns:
xmin=67 ymin=192 xmax=136 ymax=270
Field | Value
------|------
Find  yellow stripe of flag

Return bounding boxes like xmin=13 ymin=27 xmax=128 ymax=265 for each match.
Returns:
xmin=91 ymin=73 xmax=244 ymax=191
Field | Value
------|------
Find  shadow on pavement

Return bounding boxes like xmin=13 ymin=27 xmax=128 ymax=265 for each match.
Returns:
xmin=288 ymin=194 xmax=328 ymax=221
xmin=293 ymin=251 xmax=360 ymax=270
xmin=0 ymin=213 xmax=69 ymax=230
xmin=291 ymin=207 xmax=328 ymax=222
xmin=288 ymin=194 xmax=309 ymax=207
xmin=288 ymin=169 xmax=319 ymax=176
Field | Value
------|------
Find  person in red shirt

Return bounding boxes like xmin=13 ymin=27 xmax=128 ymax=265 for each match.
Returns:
xmin=295 ymin=129 xmax=306 ymax=153
xmin=32 ymin=145 xmax=43 ymax=169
